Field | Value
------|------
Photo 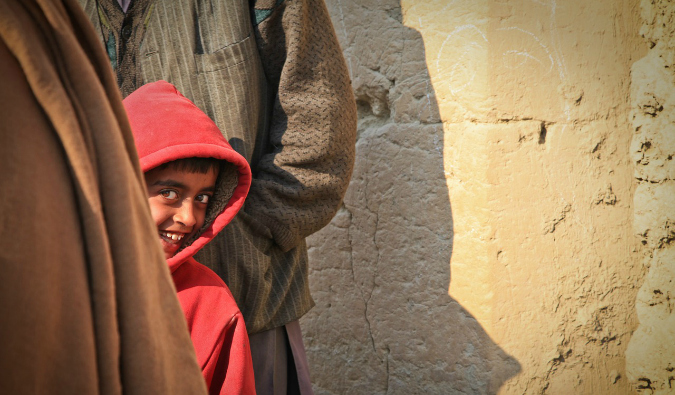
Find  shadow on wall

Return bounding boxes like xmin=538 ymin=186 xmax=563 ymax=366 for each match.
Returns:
xmin=302 ymin=1 xmax=520 ymax=394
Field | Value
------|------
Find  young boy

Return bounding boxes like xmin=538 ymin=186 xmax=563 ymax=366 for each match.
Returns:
xmin=123 ymin=80 xmax=256 ymax=395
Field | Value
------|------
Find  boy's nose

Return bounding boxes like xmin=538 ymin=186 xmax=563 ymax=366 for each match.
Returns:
xmin=175 ymin=201 xmax=197 ymax=228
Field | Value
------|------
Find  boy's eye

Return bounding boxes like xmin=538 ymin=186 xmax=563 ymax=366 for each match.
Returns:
xmin=160 ymin=190 xmax=178 ymax=200
xmin=196 ymin=194 xmax=210 ymax=204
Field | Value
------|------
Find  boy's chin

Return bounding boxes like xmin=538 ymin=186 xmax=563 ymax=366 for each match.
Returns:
xmin=159 ymin=237 xmax=182 ymax=259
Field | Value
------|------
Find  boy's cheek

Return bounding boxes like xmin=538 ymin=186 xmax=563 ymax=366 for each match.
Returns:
xmin=193 ymin=207 xmax=209 ymax=232
xmin=147 ymin=197 xmax=167 ymax=228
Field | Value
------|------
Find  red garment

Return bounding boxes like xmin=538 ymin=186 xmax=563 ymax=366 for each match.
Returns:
xmin=124 ymin=81 xmax=255 ymax=395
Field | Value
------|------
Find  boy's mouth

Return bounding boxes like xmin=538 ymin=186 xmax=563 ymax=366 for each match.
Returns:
xmin=159 ymin=230 xmax=185 ymax=245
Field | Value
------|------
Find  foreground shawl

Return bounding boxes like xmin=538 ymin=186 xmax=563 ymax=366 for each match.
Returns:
xmin=0 ymin=0 xmax=207 ymax=393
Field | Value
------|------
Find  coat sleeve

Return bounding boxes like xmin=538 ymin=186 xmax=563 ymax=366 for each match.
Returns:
xmin=175 ymin=263 xmax=256 ymax=395
xmin=210 ymin=313 xmax=256 ymax=395
xmin=247 ymin=0 xmax=357 ymax=252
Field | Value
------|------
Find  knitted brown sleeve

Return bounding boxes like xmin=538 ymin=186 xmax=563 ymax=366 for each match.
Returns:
xmin=248 ymin=0 xmax=357 ymax=252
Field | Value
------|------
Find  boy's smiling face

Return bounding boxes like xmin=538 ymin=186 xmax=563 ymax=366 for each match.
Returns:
xmin=144 ymin=166 xmax=219 ymax=259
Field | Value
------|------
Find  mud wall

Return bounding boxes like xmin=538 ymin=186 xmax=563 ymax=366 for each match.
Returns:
xmin=301 ymin=0 xmax=668 ymax=393
xmin=625 ymin=1 xmax=675 ymax=394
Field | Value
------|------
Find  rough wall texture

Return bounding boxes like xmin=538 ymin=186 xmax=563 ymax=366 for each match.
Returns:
xmin=301 ymin=0 xmax=663 ymax=394
xmin=625 ymin=1 xmax=675 ymax=393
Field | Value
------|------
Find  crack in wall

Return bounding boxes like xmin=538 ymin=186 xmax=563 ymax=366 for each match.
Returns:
xmin=364 ymin=201 xmax=383 ymax=356
xmin=343 ymin=203 xmax=377 ymax=356
xmin=384 ymin=346 xmax=391 ymax=395
xmin=344 ymin=197 xmax=379 ymax=356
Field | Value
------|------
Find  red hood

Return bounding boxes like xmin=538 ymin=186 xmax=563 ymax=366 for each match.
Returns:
xmin=123 ymin=80 xmax=251 ymax=272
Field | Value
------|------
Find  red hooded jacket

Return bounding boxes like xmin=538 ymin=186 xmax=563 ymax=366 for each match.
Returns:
xmin=124 ymin=81 xmax=255 ymax=395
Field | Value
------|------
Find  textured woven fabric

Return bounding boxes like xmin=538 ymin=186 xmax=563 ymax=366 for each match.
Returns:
xmin=0 ymin=0 xmax=207 ymax=393
xmin=77 ymin=0 xmax=357 ymax=334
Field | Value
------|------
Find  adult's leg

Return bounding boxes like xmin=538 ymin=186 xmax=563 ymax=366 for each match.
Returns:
xmin=285 ymin=321 xmax=314 ymax=395
xmin=249 ymin=321 xmax=314 ymax=395
xmin=249 ymin=326 xmax=288 ymax=395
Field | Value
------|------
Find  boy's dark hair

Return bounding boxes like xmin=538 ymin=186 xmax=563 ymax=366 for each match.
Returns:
xmin=154 ymin=157 xmax=220 ymax=174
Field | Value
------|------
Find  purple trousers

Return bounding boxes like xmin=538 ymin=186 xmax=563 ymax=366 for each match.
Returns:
xmin=248 ymin=321 xmax=314 ymax=395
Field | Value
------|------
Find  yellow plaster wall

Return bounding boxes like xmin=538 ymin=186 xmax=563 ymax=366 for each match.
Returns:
xmin=402 ymin=0 xmax=647 ymax=392
xmin=302 ymin=1 xmax=670 ymax=393
xmin=625 ymin=1 xmax=675 ymax=392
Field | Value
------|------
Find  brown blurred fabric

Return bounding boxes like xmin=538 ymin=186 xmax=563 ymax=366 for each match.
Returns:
xmin=0 ymin=0 xmax=207 ymax=393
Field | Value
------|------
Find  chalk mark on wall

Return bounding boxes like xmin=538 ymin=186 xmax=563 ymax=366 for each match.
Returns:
xmin=436 ymin=24 xmax=488 ymax=96
xmin=496 ymin=26 xmax=554 ymax=73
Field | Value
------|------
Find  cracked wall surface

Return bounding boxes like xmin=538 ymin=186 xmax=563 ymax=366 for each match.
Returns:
xmin=625 ymin=0 xmax=675 ymax=393
xmin=301 ymin=0 xmax=656 ymax=394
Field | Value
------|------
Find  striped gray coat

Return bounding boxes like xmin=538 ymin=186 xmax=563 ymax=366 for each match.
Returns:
xmin=77 ymin=0 xmax=357 ymax=334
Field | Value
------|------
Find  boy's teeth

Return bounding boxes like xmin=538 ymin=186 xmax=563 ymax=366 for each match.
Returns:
xmin=161 ymin=231 xmax=184 ymax=242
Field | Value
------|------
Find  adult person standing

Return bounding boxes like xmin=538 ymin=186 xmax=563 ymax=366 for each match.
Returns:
xmin=0 ymin=0 xmax=207 ymax=393
xmin=75 ymin=0 xmax=357 ymax=393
